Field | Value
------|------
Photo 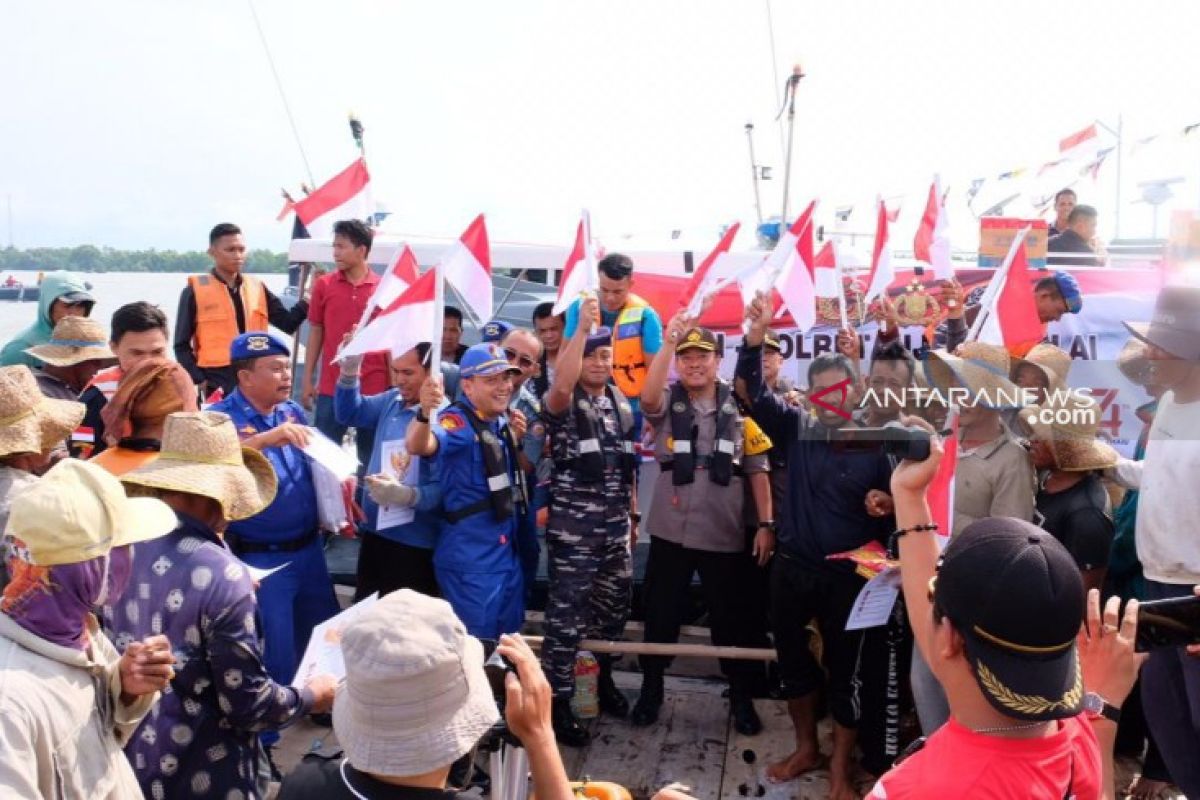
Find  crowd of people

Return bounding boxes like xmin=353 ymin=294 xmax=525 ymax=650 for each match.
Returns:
xmin=0 ymin=213 xmax=1197 ymax=800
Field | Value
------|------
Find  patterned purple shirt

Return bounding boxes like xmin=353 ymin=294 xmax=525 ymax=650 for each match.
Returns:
xmin=102 ymin=513 xmax=313 ymax=800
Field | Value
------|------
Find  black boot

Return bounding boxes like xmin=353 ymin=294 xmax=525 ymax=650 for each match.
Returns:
xmin=552 ymin=697 xmax=592 ymax=747
xmin=631 ymin=671 xmax=664 ymax=727
xmin=597 ymin=660 xmax=629 ymax=719
xmin=730 ymin=690 xmax=763 ymax=736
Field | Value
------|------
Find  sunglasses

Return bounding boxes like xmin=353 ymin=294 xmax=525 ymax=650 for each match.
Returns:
xmin=504 ymin=348 xmax=537 ymax=370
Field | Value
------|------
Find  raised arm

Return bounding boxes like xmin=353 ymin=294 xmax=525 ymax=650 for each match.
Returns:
xmin=545 ymin=294 xmax=599 ymax=416
xmin=641 ymin=309 xmax=691 ymax=417
xmin=406 ymin=375 xmax=444 ymax=457
xmin=735 ymin=293 xmax=799 ymax=443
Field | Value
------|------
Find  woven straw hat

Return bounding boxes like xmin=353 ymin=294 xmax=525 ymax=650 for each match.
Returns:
xmin=1013 ymin=343 xmax=1072 ymax=390
xmin=1117 ymin=338 xmax=1154 ymax=387
xmin=25 ymin=316 xmax=115 ymax=367
xmin=0 ymin=365 xmax=86 ymax=457
xmin=120 ymin=411 xmax=277 ymax=521
xmin=1025 ymin=393 xmax=1118 ymax=471
xmin=923 ymin=341 xmax=1027 ymax=409
xmin=334 ymin=589 xmax=500 ymax=776
xmin=5 ymin=458 xmax=177 ymax=567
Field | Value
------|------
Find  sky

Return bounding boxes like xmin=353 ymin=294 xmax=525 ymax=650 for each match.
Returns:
xmin=4 ymin=0 xmax=1200 ymax=255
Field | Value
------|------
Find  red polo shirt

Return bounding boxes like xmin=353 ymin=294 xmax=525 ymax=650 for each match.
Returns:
xmin=308 ymin=268 xmax=389 ymax=396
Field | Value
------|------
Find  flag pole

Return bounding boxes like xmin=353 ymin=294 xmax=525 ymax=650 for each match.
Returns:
xmin=582 ymin=209 xmax=598 ymax=334
xmin=833 ymin=240 xmax=850 ymax=330
xmin=430 ymin=263 xmax=445 ymax=378
xmin=967 ymin=226 xmax=1030 ymax=342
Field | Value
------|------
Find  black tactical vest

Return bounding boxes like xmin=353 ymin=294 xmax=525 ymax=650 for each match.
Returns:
xmin=568 ymin=384 xmax=637 ymax=485
xmin=444 ymin=402 xmax=527 ymax=523
xmin=668 ymin=381 xmax=737 ymax=487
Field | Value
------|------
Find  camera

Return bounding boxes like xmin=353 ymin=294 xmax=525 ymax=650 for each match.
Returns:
xmin=832 ymin=422 xmax=932 ymax=462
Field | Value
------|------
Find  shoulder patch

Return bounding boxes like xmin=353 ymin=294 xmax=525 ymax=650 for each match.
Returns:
xmin=440 ymin=412 xmax=465 ymax=432
xmin=743 ymin=416 xmax=773 ymax=456
xmin=239 ymin=424 xmax=258 ymax=438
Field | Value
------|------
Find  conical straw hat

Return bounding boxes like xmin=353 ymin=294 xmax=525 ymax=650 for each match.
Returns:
xmin=25 ymin=316 xmax=115 ymax=367
xmin=923 ymin=341 xmax=1027 ymax=409
xmin=1025 ymin=393 xmax=1118 ymax=472
xmin=120 ymin=411 xmax=277 ymax=521
xmin=1012 ymin=343 xmax=1072 ymax=390
xmin=0 ymin=365 xmax=85 ymax=457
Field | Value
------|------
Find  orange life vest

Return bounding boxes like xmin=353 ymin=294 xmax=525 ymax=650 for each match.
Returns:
xmin=188 ymin=273 xmax=270 ymax=368
xmin=611 ymin=294 xmax=650 ymax=399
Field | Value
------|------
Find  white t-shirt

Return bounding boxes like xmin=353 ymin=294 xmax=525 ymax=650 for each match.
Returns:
xmin=1112 ymin=390 xmax=1200 ymax=584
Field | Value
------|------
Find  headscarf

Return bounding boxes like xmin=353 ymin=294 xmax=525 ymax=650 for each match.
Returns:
xmin=101 ymin=358 xmax=197 ymax=446
xmin=1 ymin=539 xmax=133 ymax=650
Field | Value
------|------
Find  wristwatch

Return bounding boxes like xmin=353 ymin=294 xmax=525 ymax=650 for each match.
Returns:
xmin=1082 ymin=692 xmax=1120 ymax=724
xmin=757 ymin=519 xmax=776 ymax=531
xmin=414 ymin=408 xmax=430 ymax=424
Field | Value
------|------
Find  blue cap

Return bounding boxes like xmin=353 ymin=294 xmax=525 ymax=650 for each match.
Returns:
xmin=584 ymin=326 xmax=613 ymax=356
xmin=480 ymin=319 xmax=513 ymax=343
xmin=1052 ymin=271 xmax=1083 ymax=314
xmin=460 ymin=343 xmax=520 ymax=379
xmin=230 ymin=331 xmax=291 ymax=361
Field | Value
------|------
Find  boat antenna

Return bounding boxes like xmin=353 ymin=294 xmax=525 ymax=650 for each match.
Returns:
xmin=777 ymin=64 xmax=805 ymax=226
xmin=763 ymin=0 xmax=786 ymax=160
xmin=247 ymin=0 xmax=316 ymax=186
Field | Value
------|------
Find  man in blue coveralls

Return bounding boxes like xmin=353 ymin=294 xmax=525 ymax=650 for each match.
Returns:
xmin=334 ymin=340 xmax=444 ymax=600
xmin=406 ymin=342 xmax=529 ymax=639
xmin=211 ymin=332 xmax=340 ymax=690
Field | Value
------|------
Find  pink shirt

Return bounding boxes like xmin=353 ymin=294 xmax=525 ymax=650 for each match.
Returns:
xmin=308 ymin=269 xmax=388 ymax=396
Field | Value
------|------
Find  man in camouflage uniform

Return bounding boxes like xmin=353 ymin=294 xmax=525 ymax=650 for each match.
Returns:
xmin=540 ymin=295 xmax=637 ymax=747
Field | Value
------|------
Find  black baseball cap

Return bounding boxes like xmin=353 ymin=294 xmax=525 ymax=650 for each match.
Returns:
xmin=934 ymin=517 xmax=1085 ymax=722
xmin=675 ymin=327 xmax=718 ymax=354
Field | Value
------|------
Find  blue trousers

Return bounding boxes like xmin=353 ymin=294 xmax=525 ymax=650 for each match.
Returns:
xmin=437 ymin=567 xmax=525 ymax=640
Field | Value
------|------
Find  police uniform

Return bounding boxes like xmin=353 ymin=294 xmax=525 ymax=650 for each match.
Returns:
xmin=635 ymin=328 xmax=771 ymax=723
xmin=541 ymin=330 xmax=638 ymax=703
xmin=211 ymin=333 xmax=339 ymax=689
xmin=431 ymin=344 xmax=528 ymax=640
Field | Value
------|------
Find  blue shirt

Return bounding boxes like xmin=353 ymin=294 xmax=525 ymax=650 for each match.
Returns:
xmin=334 ymin=377 xmax=443 ymax=549
xmin=431 ymin=398 xmax=520 ymax=574
xmin=101 ymin=513 xmax=311 ymax=799
xmin=212 ymin=389 xmax=319 ymax=542
xmin=563 ymin=297 xmax=664 ymax=356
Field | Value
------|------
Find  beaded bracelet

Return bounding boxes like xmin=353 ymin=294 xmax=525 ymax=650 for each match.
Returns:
xmin=888 ymin=523 xmax=939 ymax=559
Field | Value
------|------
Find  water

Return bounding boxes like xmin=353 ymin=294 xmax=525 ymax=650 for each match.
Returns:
xmin=0 ymin=271 xmax=290 ymax=346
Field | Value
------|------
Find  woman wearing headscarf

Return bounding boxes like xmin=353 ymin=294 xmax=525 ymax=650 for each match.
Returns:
xmin=0 ymin=459 xmax=179 ymax=798
xmin=90 ymin=357 xmax=198 ymax=476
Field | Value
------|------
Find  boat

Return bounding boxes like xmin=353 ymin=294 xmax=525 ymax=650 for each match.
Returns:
xmin=0 ymin=275 xmax=39 ymax=302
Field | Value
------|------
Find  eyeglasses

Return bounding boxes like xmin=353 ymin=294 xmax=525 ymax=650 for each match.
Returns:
xmin=504 ymin=348 xmax=537 ymax=370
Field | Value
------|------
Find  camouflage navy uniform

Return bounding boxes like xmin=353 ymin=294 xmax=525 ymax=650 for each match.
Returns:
xmin=541 ymin=386 xmax=637 ymax=697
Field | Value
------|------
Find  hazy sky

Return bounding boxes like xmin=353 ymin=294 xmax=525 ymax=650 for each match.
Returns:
xmin=4 ymin=1 xmax=1200 ymax=254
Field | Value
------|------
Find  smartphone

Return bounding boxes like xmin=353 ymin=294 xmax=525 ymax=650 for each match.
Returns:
xmin=1135 ymin=595 xmax=1200 ymax=652
xmin=483 ymin=646 xmax=516 ymax=698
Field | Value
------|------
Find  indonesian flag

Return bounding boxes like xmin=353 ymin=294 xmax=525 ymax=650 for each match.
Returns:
xmin=551 ymin=211 xmax=600 ymax=316
xmin=441 ymin=214 xmax=492 ymax=322
xmin=293 ymin=158 xmax=372 ymax=240
xmin=813 ymin=240 xmax=840 ymax=297
xmin=862 ymin=198 xmax=895 ymax=304
xmin=338 ymin=268 xmax=437 ymax=361
xmin=681 ymin=222 xmax=741 ymax=317
xmin=974 ymin=228 xmax=1046 ymax=356
xmin=928 ymin=414 xmax=959 ymax=548
xmin=913 ymin=176 xmax=953 ymax=280
xmin=1059 ymin=123 xmax=1098 ymax=154
xmin=356 ymin=244 xmax=419 ymax=330
xmin=740 ymin=201 xmax=817 ymax=333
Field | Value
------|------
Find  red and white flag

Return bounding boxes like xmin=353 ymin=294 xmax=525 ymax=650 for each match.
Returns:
xmin=338 ymin=268 xmax=437 ymax=361
xmin=552 ymin=211 xmax=600 ymax=316
xmin=442 ymin=214 xmax=492 ymax=322
xmin=913 ymin=175 xmax=953 ymax=280
xmin=293 ymin=158 xmax=372 ymax=239
xmin=928 ymin=414 xmax=958 ymax=549
xmin=862 ymin=198 xmax=895 ymax=304
xmin=356 ymin=244 xmax=420 ymax=330
xmin=740 ymin=201 xmax=817 ymax=333
xmin=681 ymin=222 xmax=741 ymax=317
xmin=972 ymin=227 xmax=1046 ymax=355
xmin=813 ymin=240 xmax=840 ymax=297
xmin=1059 ymin=123 xmax=1098 ymax=154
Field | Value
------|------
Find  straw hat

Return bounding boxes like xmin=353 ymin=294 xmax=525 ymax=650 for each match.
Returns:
xmin=334 ymin=590 xmax=500 ymax=777
xmin=0 ymin=365 xmax=86 ymax=457
xmin=923 ymin=341 xmax=1027 ymax=409
xmin=1025 ymin=393 xmax=1118 ymax=472
xmin=1013 ymin=343 xmax=1072 ymax=390
xmin=25 ymin=316 xmax=115 ymax=367
xmin=120 ymin=411 xmax=277 ymax=521
xmin=1117 ymin=338 xmax=1154 ymax=387
xmin=4 ymin=459 xmax=177 ymax=567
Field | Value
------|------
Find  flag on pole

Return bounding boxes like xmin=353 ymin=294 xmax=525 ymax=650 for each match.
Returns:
xmin=356 ymin=244 xmax=419 ymax=330
xmin=913 ymin=176 xmax=954 ymax=280
xmin=293 ymin=158 xmax=373 ymax=239
xmin=338 ymin=268 xmax=438 ymax=361
xmin=740 ymin=201 xmax=817 ymax=333
xmin=812 ymin=240 xmax=840 ymax=297
xmin=1059 ymin=123 xmax=1098 ymax=153
xmin=862 ymin=198 xmax=895 ymax=304
xmin=927 ymin=413 xmax=958 ymax=548
xmin=441 ymin=214 xmax=493 ymax=322
xmin=681 ymin=222 xmax=741 ymax=317
xmin=973 ymin=228 xmax=1045 ymax=355
xmin=552 ymin=211 xmax=600 ymax=316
